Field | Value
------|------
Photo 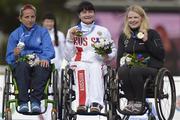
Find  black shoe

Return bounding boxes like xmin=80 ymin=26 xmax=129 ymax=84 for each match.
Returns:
xmin=31 ymin=102 xmax=41 ymax=113
xmin=90 ymin=102 xmax=103 ymax=114
xmin=122 ymin=101 xmax=134 ymax=113
xmin=132 ymin=101 xmax=143 ymax=114
xmin=19 ymin=103 xmax=29 ymax=113
xmin=76 ymin=105 xmax=87 ymax=114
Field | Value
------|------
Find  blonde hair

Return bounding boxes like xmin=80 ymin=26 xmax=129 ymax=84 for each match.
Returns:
xmin=19 ymin=4 xmax=36 ymax=18
xmin=123 ymin=5 xmax=149 ymax=39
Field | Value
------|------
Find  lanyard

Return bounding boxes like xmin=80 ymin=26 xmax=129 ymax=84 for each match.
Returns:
xmin=77 ymin=22 xmax=95 ymax=36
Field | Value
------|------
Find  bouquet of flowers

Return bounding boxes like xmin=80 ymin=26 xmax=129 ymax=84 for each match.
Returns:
xmin=120 ymin=53 xmax=150 ymax=67
xmin=92 ymin=37 xmax=112 ymax=57
xmin=16 ymin=53 xmax=40 ymax=67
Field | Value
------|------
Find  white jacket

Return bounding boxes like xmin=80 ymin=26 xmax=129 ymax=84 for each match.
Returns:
xmin=65 ymin=22 xmax=116 ymax=63
xmin=48 ymin=29 xmax=65 ymax=69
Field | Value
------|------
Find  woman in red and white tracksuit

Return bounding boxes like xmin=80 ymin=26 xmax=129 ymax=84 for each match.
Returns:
xmin=65 ymin=1 xmax=116 ymax=113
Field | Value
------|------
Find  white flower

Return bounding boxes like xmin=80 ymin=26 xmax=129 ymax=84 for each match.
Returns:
xmin=94 ymin=42 xmax=101 ymax=48
xmin=99 ymin=37 xmax=105 ymax=43
xmin=27 ymin=54 xmax=36 ymax=60
xmin=26 ymin=53 xmax=40 ymax=67
xmin=120 ymin=56 xmax=126 ymax=66
xmin=94 ymin=37 xmax=107 ymax=48
xmin=104 ymin=40 xmax=110 ymax=46
xmin=120 ymin=54 xmax=132 ymax=66
xmin=17 ymin=41 xmax=25 ymax=50
xmin=125 ymin=56 xmax=132 ymax=64
xmin=93 ymin=36 xmax=112 ymax=56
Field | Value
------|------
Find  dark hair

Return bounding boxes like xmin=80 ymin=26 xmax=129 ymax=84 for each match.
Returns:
xmin=42 ymin=13 xmax=59 ymax=46
xmin=19 ymin=4 xmax=36 ymax=17
xmin=77 ymin=1 xmax=95 ymax=14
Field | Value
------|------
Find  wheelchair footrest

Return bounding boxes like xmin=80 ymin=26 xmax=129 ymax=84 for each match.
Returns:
xmin=74 ymin=111 xmax=107 ymax=116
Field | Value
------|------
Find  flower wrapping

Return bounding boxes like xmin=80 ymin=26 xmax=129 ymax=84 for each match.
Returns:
xmin=92 ymin=37 xmax=112 ymax=57
xmin=120 ymin=53 xmax=150 ymax=67
xmin=17 ymin=41 xmax=25 ymax=50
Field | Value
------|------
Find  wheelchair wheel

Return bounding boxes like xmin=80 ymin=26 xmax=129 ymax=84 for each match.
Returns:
xmin=2 ymin=68 xmax=12 ymax=120
xmin=106 ymin=67 xmax=123 ymax=120
xmin=59 ymin=69 xmax=65 ymax=120
xmin=148 ymin=114 xmax=156 ymax=120
xmin=154 ymin=68 xmax=176 ymax=120
xmin=60 ymin=68 xmax=75 ymax=120
xmin=5 ymin=110 xmax=12 ymax=120
xmin=52 ymin=69 xmax=59 ymax=120
xmin=51 ymin=110 xmax=57 ymax=120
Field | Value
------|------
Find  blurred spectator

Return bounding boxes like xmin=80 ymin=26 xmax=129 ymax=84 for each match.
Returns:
xmin=155 ymin=25 xmax=179 ymax=75
xmin=42 ymin=12 xmax=66 ymax=120
xmin=42 ymin=13 xmax=66 ymax=71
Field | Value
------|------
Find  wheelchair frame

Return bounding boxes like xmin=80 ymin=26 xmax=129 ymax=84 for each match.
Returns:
xmin=2 ymin=64 xmax=60 ymax=120
xmin=59 ymin=64 xmax=116 ymax=120
xmin=113 ymin=67 xmax=176 ymax=120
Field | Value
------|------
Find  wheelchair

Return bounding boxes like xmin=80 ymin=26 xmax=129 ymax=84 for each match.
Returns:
xmin=111 ymin=67 xmax=176 ymax=120
xmin=2 ymin=64 xmax=60 ymax=120
xmin=59 ymin=64 xmax=116 ymax=120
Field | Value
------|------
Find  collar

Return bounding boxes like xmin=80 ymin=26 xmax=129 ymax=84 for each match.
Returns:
xmin=48 ymin=28 xmax=54 ymax=33
xmin=21 ymin=23 xmax=36 ymax=32
xmin=78 ymin=22 xmax=95 ymax=35
xmin=80 ymin=21 xmax=94 ymax=31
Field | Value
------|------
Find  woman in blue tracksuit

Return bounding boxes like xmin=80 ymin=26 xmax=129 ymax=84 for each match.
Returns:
xmin=6 ymin=4 xmax=55 ymax=113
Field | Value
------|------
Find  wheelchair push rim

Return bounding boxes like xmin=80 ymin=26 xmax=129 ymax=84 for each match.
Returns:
xmin=2 ymin=68 xmax=12 ymax=120
xmin=154 ymin=68 xmax=176 ymax=120
xmin=60 ymin=68 xmax=76 ymax=120
xmin=52 ymin=68 xmax=60 ymax=120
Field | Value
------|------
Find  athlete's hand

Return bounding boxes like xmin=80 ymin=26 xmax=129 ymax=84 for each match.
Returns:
xmin=14 ymin=47 xmax=21 ymax=56
xmin=140 ymin=29 xmax=148 ymax=42
xmin=39 ymin=60 xmax=49 ymax=68
xmin=69 ymin=28 xmax=77 ymax=40
xmin=103 ymin=54 xmax=110 ymax=63
xmin=69 ymin=27 xmax=82 ymax=40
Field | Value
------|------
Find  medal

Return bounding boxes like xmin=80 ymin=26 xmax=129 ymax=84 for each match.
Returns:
xmin=124 ymin=39 xmax=129 ymax=47
xmin=137 ymin=32 xmax=144 ymax=39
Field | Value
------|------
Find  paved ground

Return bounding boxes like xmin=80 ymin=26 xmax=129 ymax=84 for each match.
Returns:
xmin=0 ymin=65 xmax=6 ymax=74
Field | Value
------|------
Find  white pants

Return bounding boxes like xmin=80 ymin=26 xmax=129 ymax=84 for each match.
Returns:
xmin=71 ymin=61 xmax=105 ymax=107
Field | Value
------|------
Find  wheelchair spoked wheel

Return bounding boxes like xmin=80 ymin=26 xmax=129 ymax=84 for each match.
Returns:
xmin=2 ymin=68 xmax=12 ymax=120
xmin=122 ymin=115 xmax=130 ymax=120
xmin=154 ymin=68 xmax=176 ymax=120
xmin=58 ymin=69 xmax=64 ymax=120
xmin=107 ymin=69 xmax=121 ymax=120
xmin=107 ymin=102 xmax=121 ymax=120
xmin=60 ymin=68 xmax=75 ymax=120
xmin=52 ymin=69 xmax=60 ymax=120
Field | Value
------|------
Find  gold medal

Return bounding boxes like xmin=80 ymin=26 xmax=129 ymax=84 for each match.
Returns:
xmin=137 ymin=32 xmax=144 ymax=39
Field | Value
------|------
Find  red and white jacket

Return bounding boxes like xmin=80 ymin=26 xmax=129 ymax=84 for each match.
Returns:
xmin=65 ymin=22 xmax=116 ymax=63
